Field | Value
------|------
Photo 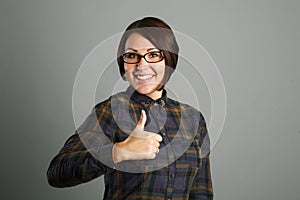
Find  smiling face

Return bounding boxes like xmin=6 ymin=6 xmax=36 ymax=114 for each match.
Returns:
xmin=124 ymin=33 xmax=165 ymax=100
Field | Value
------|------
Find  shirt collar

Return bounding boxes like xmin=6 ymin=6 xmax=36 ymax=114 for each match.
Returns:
xmin=126 ymin=86 xmax=167 ymax=107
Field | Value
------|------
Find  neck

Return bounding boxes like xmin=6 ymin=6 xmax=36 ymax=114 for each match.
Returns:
xmin=146 ymin=90 xmax=163 ymax=100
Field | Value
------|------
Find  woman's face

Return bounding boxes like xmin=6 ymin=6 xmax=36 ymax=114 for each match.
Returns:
xmin=124 ymin=33 xmax=165 ymax=100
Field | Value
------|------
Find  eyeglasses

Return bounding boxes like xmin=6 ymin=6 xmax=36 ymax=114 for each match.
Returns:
xmin=122 ymin=51 xmax=164 ymax=64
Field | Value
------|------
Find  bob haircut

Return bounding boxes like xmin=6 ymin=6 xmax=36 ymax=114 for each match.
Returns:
xmin=117 ymin=17 xmax=179 ymax=90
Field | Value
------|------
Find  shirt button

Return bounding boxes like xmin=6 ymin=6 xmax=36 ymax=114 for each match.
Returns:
xmin=169 ymin=173 xmax=174 ymax=179
xmin=160 ymin=130 xmax=166 ymax=136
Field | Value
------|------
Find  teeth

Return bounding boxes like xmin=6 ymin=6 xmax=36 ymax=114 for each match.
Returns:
xmin=136 ymin=75 xmax=153 ymax=80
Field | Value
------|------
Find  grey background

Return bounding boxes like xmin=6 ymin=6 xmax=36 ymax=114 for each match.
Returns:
xmin=1 ymin=0 xmax=300 ymax=199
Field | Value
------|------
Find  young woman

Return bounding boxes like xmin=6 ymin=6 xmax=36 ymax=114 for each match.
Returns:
xmin=47 ymin=17 xmax=213 ymax=200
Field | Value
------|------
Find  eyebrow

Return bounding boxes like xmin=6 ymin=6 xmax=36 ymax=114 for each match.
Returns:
xmin=125 ymin=48 xmax=159 ymax=52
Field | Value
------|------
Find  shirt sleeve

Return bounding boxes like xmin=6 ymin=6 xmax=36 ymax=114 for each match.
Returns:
xmin=189 ymin=113 xmax=214 ymax=199
xmin=47 ymin=100 xmax=116 ymax=188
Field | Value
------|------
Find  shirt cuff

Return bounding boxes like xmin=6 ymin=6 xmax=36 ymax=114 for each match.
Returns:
xmin=96 ymin=143 xmax=117 ymax=170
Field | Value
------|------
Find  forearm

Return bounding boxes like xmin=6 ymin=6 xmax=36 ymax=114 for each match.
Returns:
xmin=189 ymin=156 xmax=213 ymax=199
xmin=47 ymin=133 xmax=112 ymax=188
xmin=189 ymin=112 xmax=213 ymax=199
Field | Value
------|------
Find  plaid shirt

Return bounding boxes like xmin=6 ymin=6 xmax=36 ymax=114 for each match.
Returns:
xmin=47 ymin=86 xmax=213 ymax=200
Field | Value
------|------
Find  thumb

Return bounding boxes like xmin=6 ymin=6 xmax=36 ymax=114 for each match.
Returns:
xmin=136 ymin=110 xmax=147 ymax=129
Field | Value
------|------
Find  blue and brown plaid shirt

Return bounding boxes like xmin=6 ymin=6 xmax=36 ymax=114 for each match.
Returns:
xmin=47 ymin=86 xmax=213 ymax=199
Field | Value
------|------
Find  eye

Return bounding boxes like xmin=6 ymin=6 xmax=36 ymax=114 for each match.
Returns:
xmin=124 ymin=53 xmax=138 ymax=59
xmin=148 ymin=51 xmax=162 ymax=58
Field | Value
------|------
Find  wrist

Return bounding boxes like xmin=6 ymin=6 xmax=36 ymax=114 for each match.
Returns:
xmin=112 ymin=142 xmax=126 ymax=164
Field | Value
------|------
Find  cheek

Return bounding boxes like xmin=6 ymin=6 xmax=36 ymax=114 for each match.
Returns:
xmin=155 ymin=64 xmax=166 ymax=77
xmin=124 ymin=64 xmax=135 ymax=73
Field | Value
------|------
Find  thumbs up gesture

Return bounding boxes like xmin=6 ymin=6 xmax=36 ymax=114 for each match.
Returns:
xmin=113 ymin=110 xmax=163 ymax=164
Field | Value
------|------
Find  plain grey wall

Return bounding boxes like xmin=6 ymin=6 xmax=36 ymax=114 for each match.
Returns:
xmin=1 ymin=0 xmax=300 ymax=199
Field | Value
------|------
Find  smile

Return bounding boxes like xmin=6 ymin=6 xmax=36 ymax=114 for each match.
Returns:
xmin=135 ymin=74 xmax=155 ymax=80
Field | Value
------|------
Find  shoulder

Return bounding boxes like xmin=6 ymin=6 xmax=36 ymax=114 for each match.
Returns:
xmin=94 ymin=98 xmax=111 ymax=110
xmin=94 ymin=90 xmax=130 ymax=112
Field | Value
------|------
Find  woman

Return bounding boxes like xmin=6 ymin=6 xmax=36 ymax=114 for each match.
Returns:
xmin=47 ymin=17 xmax=213 ymax=199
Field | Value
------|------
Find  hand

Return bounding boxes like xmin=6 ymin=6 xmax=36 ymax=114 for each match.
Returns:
xmin=112 ymin=110 xmax=162 ymax=163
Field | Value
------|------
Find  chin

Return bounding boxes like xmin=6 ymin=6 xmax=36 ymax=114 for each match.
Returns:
xmin=135 ymin=84 xmax=159 ymax=95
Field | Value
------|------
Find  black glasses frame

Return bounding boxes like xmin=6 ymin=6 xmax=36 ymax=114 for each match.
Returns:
xmin=122 ymin=51 xmax=164 ymax=64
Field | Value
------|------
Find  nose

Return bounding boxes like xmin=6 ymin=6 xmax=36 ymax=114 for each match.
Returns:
xmin=136 ymin=56 xmax=148 ymax=69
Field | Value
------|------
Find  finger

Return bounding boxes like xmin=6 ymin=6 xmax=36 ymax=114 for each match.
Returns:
xmin=153 ymin=141 xmax=160 ymax=148
xmin=136 ymin=110 xmax=147 ymax=129
xmin=140 ymin=131 xmax=157 ymax=139
xmin=152 ymin=133 xmax=163 ymax=142
xmin=152 ymin=145 xmax=158 ymax=153
xmin=146 ymin=153 xmax=156 ymax=160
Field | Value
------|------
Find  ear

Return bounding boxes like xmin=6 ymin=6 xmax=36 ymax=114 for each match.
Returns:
xmin=122 ymin=74 xmax=127 ymax=81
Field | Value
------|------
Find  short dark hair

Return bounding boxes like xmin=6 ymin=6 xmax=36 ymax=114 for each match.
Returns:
xmin=117 ymin=17 xmax=179 ymax=90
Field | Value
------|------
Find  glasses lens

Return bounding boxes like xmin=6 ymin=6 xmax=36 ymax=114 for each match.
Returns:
xmin=145 ymin=51 xmax=163 ymax=63
xmin=123 ymin=51 xmax=163 ymax=64
xmin=123 ymin=53 xmax=139 ymax=63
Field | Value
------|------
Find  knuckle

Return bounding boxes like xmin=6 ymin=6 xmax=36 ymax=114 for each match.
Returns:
xmin=147 ymin=153 xmax=156 ymax=159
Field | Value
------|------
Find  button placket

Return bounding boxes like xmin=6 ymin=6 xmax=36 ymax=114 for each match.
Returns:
xmin=162 ymin=126 xmax=176 ymax=200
